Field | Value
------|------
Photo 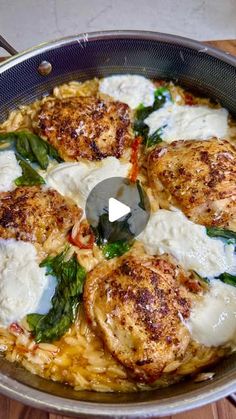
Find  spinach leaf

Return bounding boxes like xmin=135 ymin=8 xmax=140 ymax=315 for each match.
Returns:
xmin=92 ymin=212 xmax=133 ymax=259
xmin=146 ymin=125 xmax=167 ymax=148
xmin=0 ymin=132 xmax=17 ymax=145
xmin=0 ymin=131 xmax=62 ymax=169
xmin=191 ymin=270 xmax=236 ymax=288
xmin=102 ymin=240 xmax=132 ymax=259
xmin=206 ymin=227 xmax=236 ymax=242
xmin=93 ymin=212 xmax=134 ymax=246
xmin=135 ymin=104 xmax=154 ymax=124
xmin=153 ymin=86 xmax=172 ymax=109
xmin=217 ymin=272 xmax=236 ymax=287
xmin=133 ymin=119 xmax=149 ymax=140
xmin=134 ymin=87 xmax=171 ymax=146
xmin=0 ymin=131 xmax=62 ymax=186
xmin=18 ymin=133 xmax=49 ymax=169
xmin=136 ymin=179 xmax=146 ymax=210
xmin=27 ymin=248 xmax=86 ymax=343
xmin=15 ymin=155 xmax=45 ymax=186
xmin=47 ymin=142 xmax=62 ymax=161
xmin=92 ymin=181 xmax=147 ymax=258
xmin=26 ymin=313 xmax=43 ymax=329
xmin=15 ymin=132 xmax=36 ymax=162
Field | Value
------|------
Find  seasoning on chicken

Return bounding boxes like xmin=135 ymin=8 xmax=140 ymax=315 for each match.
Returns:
xmin=37 ymin=96 xmax=133 ymax=161
xmin=0 ymin=186 xmax=81 ymax=250
xmin=148 ymin=139 xmax=236 ymax=229
xmin=84 ymin=247 xmax=192 ymax=383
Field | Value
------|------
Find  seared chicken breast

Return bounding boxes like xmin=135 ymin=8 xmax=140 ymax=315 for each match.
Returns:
xmin=0 ymin=186 xmax=81 ymax=249
xmin=148 ymin=139 xmax=236 ymax=229
xmin=37 ymin=96 xmax=133 ymax=161
xmin=84 ymin=246 xmax=193 ymax=383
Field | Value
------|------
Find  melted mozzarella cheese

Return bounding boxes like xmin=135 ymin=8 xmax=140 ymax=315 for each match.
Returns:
xmin=144 ymin=104 xmax=228 ymax=142
xmin=46 ymin=157 xmax=131 ymax=211
xmin=138 ymin=209 xmax=236 ymax=277
xmin=99 ymin=75 xmax=155 ymax=109
xmin=187 ymin=280 xmax=236 ymax=348
xmin=0 ymin=239 xmax=56 ymax=327
xmin=0 ymin=150 xmax=22 ymax=192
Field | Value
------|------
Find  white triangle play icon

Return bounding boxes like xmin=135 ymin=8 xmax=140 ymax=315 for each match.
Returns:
xmin=108 ymin=198 xmax=131 ymax=222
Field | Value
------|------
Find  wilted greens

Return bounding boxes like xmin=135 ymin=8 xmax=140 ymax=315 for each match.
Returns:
xmin=206 ymin=227 xmax=236 ymax=242
xmin=92 ymin=212 xmax=134 ymax=246
xmin=133 ymin=87 xmax=171 ymax=147
xmin=27 ymin=248 xmax=86 ymax=343
xmin=15 ymin=155 xmax=45 ymax=186
xmin=0 ymin=131 xmax=62 ymax=169
xmin=217 ymin=272 xmax=236 ymax=287
xmin=102 ymin=240 xmax=132 ymax=260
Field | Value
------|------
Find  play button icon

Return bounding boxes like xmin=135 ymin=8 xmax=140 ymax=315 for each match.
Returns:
xmin=108 ymin=198 xmax=131 ymax=222
xmin=85 ymin=177 xmax=150 ymax=242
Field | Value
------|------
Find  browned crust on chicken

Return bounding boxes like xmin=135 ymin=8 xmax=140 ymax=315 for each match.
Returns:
xmin=0 ymin=186 xmax=81 ymax=246
xmin=37 ymin=96 xmax=133 ymax=161
xmin=148 ymin=139 xmax=236 ymax=228
xmin=84 ymin=248 xmax=192 ymax=383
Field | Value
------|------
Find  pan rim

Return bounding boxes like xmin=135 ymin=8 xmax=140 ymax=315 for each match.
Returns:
xmin=1 ymin=30 xmax=236 ymax=73
xmin=0 ymin=370 xmax=235 ymax=417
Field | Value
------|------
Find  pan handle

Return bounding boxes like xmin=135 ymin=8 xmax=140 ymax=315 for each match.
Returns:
xmin=0 ymin=34 xmax=18 ymax=56
xmin=227 ymin=394 xmax=236 ymax=408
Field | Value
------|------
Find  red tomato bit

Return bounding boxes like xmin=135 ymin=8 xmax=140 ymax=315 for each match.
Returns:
xmin=69 ymin=220 xmax=95 ymax=249
xmin=184 ymin=92 xmax=194 ymax=106
xmin=9 ymin=322 xmax=24 ymax=335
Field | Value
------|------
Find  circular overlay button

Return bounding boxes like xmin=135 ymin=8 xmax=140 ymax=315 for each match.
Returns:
xmin=85 ymin=177 xmax=150 ymax=243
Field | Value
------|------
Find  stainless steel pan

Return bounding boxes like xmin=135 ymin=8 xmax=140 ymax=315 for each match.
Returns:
xmin=0 ymin=30 xmax=236 ymax=418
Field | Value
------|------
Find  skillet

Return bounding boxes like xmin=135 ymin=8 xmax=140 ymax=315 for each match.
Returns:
xmin=0 ymin=30 xmax=235 ymax=417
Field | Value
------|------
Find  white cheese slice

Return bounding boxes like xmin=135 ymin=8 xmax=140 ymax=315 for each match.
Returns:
xmin=187 ymin=280 xmax=236 ymax=348
xmin=99 ymin=75 xmax=155 ymax=109
xmin=138 ymin=209 xmax=236 ymax=278
xmin=144 ymin=104 xmax=228 ymax=142
xmin=0 ymin=239 xmax=56 ymax=327
xmin=0 ymin=150 xmax=22 ymax=192
xmin=46 ymin=156 xmax=131 ymax=211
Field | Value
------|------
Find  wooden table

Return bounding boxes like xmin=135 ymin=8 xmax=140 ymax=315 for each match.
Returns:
xmin=0 ymin=39 xmax=236 ymax=419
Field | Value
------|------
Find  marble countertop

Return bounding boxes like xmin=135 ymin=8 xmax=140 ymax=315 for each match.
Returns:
xmin=0 ymin=0 xmax=236 ymax=55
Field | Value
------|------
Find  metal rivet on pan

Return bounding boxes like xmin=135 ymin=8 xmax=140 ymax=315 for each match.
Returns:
xmin=38 ymin=61 xmax=52 ymax=76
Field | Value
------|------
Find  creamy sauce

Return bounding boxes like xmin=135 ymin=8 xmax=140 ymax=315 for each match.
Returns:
xmin=0 ymin=239 xmax=56 ymax=327
xmin=187 ymin=280 xmax=236 ymax=348
xmin=99 ymin=75 xmax=155 ymax=109
xmin=46 ymin=157 xmax=131 ymax=211
xmin=145 ymin=104 xmax=228 ymax=142
xmin=138 ymin=209 xmax=236 ymax=277
xmin=0 ymin=150 xmax=22 ymax=192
